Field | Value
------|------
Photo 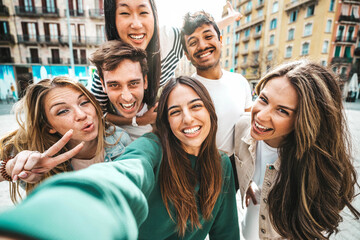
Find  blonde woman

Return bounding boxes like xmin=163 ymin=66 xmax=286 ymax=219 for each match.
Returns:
xmin=0 ymin=76 xmax=132 ymax=202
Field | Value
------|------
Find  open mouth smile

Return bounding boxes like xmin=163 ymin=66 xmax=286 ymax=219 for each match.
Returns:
xmin=195 ymin=48 xmax=215 ymax=59
xmin=182 ymin=126 xmax=201 ymax=136
xmin=254 ymin=121 xmax=273 ymax=133
xmin=129 ymin=34 xmax=145 ymax=40
xmin=121 ymin=102 xmax=136 ymax=110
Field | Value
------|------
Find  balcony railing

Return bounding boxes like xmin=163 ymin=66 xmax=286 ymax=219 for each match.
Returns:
xmin=255 ymin=2 xmax=265 ymax=10
xmin=335 ymin=35 xmax=357 ymax=44
xmin=0 ymin=5 xmax=9 ymax=16
xmin=253 ymin=31 xmax=262 ymax=39
xmin=26 ymin=57 xmax=42 ymax=64
xmin=89 ymin=8 xmax=104 ymax=18
xmin=0 ymin=34 xmax=15 ymax=43
xmin=343 ymin=0 xmax=360 ymax=4
xmin=339 ymin=15 xmax=360 ymax=23
xmin=17 ymin=34 xmax=41 ymax=44
xmin=250 ymin=61 xmax=259 ymax=68
xmin=64 ymin=9 xmax=85 ymax=17
xmin=60 ymin=36 xmax=106 ymax=46
xmin=244 ymin=8 xmax=252 ymax=15
xmin=331 ymin=57 xmax=353 ymax=64
xmin=285 ymin=0 xmax=315 ymax=12
xmin=240 ymin=49 xmax=249 ymax=55
xmin=242 ymin=36 xmax=250 ymax=42
xmin=355 ymin=47 xmax=360 ymax=56
xmin=48 ymin=57 xmax=63 ymax=64
xmin=71 ymin=58 xmax=89 ymax=65
xmin=0 ymin=57 xmax=14 ymax=63
xmin=238 ymin=15 xmax=265 ymax=31
xmin=15 ymin=6 xmax=60 ymax=17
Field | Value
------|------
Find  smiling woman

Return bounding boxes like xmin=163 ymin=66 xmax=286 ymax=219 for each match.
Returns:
xmin=0 ymin=76 xmax=132 ymax=202
xmin=234 ymin=60 xmax=360 ymax=239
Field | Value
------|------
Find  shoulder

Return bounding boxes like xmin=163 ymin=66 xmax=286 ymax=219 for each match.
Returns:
xmin=219 ymin=152 xmax=232 ymax=171
xmin=235 ymin=113 xmax=251 ymax=138
xmin=222 ymin=70 xmax=248 ymax=83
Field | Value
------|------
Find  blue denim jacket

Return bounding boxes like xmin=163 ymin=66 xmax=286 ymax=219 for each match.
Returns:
xmin=104 ymin=126 xmax=132 ymax=162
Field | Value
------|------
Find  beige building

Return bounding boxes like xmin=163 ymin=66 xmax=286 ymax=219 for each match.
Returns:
xmin=0 ymin=0 xmax=105 ymax=99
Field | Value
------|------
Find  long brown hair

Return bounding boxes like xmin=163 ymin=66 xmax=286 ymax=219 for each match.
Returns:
xmin=155 ymin=76 xmax=222 ymax=236
xmin=256 ymin=60 xmax=360 ymax=239
xmin=0 ymin=76 xmax=106 ymax=202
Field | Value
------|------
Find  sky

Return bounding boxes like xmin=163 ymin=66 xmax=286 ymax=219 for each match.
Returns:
xmin=155 ymin=0 xmax=226 ymax=28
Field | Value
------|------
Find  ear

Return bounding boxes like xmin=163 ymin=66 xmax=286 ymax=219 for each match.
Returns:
xmin=143 ymin=75 xmax=148 ymax=90
xmin=49 ymin=128 xmax=57 ymax=134
xmin=101 ymin=78 xmax=107 ymax=93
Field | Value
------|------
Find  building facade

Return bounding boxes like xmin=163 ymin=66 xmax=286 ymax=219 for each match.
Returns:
xmin=0 ymin=0 xmax=105 ymax=100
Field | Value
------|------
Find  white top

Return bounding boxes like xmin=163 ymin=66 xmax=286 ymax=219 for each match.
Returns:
xmin=71 ymin=150 xmax=105 ymax=171
xmin=242 ymin=140 xmax=278 ymax=240
xmin=119 ymin=104 xmax=153 ymax=140
xmin=192 ymin=70 xmax=252 ymax=155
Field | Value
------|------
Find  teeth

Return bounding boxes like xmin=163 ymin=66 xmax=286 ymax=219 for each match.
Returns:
xmin=255 ymin=121 xmax=270 ymax=130
xmin=121 ymin=102 xmax=135 ymax=109
xmin=199 ymin=52 xmax=211 ymax=58
xmin=183 ymin=126 xmax=200 ymax=134
xmin=130 ymin=34 xmax=144 ymax=40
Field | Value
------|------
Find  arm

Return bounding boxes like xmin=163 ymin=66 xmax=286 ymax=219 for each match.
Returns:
xmin=217 ymin=1 xmax=242 ymax=30
xmin=0 ymin=134 xmax=162 ymax=239
xmin=106 ymin=104 xmax=158 ymax=126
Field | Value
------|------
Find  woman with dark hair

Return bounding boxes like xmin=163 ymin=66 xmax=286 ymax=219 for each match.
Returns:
xmin=234 ymin=60 xmax=360 ymax=239
xmin=91 ymin=0 xmax=241 ymax=128
xmin=0 ymin=76 xmax=239 ymax=239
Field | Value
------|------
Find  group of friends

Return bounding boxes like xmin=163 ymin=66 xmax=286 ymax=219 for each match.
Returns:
xmin=0 ymin=0 xmax=359 ymax=239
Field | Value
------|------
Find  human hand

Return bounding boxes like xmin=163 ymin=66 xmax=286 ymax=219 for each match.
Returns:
xmin=226 ymin=1 xmax=242 ymax=21
xmin=245 ymin=181 xmax=259 ymax=207
xmin=11 ymin=129 xmax=84 ymax=183
xmin=138 ymin=102 xmax=158 ymax=125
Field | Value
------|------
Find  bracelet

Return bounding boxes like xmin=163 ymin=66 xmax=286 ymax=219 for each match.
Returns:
xmin=0 ymin=158 xmax=12 ymax=181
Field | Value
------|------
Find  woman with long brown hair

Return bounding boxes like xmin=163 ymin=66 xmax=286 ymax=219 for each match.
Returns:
xmin=235 ymin=60 xmax=360 ymax=239
xmin=0 ymin=76 xmax=132 ymax=202
xmin=0 ymin=76 xmax=239 ymax=239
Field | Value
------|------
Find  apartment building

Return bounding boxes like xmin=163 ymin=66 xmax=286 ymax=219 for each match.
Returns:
xmin=0 ymin=0 xmax=105 ymax=100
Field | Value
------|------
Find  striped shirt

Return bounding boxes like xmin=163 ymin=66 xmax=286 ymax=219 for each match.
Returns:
xmin=91 ymin=26 xmax=183 ymax=112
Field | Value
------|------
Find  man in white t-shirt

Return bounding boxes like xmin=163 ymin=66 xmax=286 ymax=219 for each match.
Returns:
xmin=90 ymin=41 xmax=155 ymax=140
xmin=181 ymin=11 xmax=252 ymax=188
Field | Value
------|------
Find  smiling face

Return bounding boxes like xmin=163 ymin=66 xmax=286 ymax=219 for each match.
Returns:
xmin=184 ymin=24 xmax=222 ymax=71
xmin=167 ymin=84 xmax=211 ymax=156
xmin=44 ymin=87 xmax=99 ymax=148
xmin=115 ymin=0 xmax=154 ymax=50
xmin=102 ymin=59 xmax=148 ymax=118
xmin=251 ymin=76 xmax=298 ymax=148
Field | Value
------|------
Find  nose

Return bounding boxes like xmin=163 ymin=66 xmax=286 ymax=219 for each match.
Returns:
xmin=121 ymin=88 xmax=133 ymax=102
xmin=182 ymin=108 xmax=194 ymax=125
xmin=256 ymin=106 xmax=271 ymax=122
xmin=74 ymin=107 xmax=87 ymax=121
xmin=130 ymin=15 xmax=143 ymax=29
xmin=197 ymin=39 xmax=207 ymax=51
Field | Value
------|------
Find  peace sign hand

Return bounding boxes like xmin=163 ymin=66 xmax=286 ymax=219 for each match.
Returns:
xmin=11 ymin=129 xmax=84 ymax=184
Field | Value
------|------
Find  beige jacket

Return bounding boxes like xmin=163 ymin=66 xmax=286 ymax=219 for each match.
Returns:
xmin=234 ymin=113 xmax=283 ymax=239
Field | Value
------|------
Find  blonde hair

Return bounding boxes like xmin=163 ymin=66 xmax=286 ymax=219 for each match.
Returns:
xmin=0 ymin=76 xmax=106 ymax=202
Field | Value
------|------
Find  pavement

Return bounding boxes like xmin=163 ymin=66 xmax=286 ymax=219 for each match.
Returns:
xmin=0 ymin=99 xmax=359 ymax=238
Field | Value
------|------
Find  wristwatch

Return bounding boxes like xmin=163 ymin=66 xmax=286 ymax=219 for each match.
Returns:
xmin=132 ymin=116 xmax=138 ymax=126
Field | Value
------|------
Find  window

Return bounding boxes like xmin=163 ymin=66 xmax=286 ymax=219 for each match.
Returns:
xmin=255 ymin=39 xmax=260 ymax=49
xmin=352 ymin=6 xmax=359 ymax=18
xmin=321 ymin=60 xmax=327 ymax=66
xmin=304 ymin=23 xmax=312 ymax=36
xmin=337 ymin=25 xmax=344 ymax=41
xmin=288 ymin=29 xmax=294 ymax=40
xmin=341 ymin=67 xmax=347 ymax=75
xmin=49 ymin=23 xmax=59 ymax=40
xmin=246 ymin=1 xmax=252 ymax=11
xmin=24 ymin=0 xmax=34 ymax=12
xmin=255 ymin=24 xmax=262 ymax=33
xmin=332 ymin=67 xmax=337 ymax=73
xmin=347 ymin=26 xmax=354 ymax=41
xmin=344 ymin=46 xmax=351 ymax=58
xmin=236 ymin=32 xmax=240 ymax=42
xmin=225 ymin=60 xmax=229 ymax=68
xmin=267 ymin=50 xmax=273 ymax=61
xmin=96 ymin=25 xmax=106 ymax=43
xmin=44 ymin=0 xmax=56 ymax=13
xmin=272 ymin=1 xmax=278 ymax=13
xmin=235 ymin=45 xmax=239 ymax=53
xmin=0 ymin=47 xmax=12 ymax=63
xmin=302 ymin=42 xmax=309 ymax=55
xmin=244 ymin=42 xmax=248 ymax=50
xmin=306 ymin=5 xmax=315 ymax=17
xmin=334 ymin=46 xmax=341 ymax=57
xmin=246 ymin=15 xmax=251 ymax=23
xmin=235 ymin=57 xmax=238 ymax=65
xmin=258 ymin=9 xmax=263 ymax=17
xmin=243 ymin=55 xmax=247 ymax=63
xmin=285 ymin=46 xmax=292 ymax=58
xmin=0 ymin=21 xmax=9 ymax=35
xmin=322 ymin=41 xmax=329 ymax=53
xmin=242 ymin=69 xmax=246 ymax=75
xmin=227 ymin=25 xmax=230 ymax=33
xmin=226 ymin=48 xmax=229 ymax=56
xmin=329 ymin=0 xmax=335 ymax=12
xmin=326 ymin=20 xmax=332 ymax=33
xmin=226 ymin=36 xmax=230 ymax=45
xmin=51 ymin=48 xmax=60 ymax=63
xmin=269 ymin=34 xmax=275 ymax=45
xmin=236 ymin=20 xmax=240 ymax=27
xmin=290 ymin=10 xmax=298 ymax=23
xmin=270 ymin=19 xmax=277 ymax=30
xmin=244 ymin=29 xmax=250 ymax=37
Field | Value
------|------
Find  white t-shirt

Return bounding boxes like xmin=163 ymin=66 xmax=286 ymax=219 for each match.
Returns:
xmin=242 ymin=140 xmax=278 ymax=240
xmin=192 ymin=70 xmax=252 ymax=155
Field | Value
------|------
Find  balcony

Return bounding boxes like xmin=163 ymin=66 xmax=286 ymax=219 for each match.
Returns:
xmin=242 ymin=36 xmax=250 ymax=42
xmin=331 ymin=57 xmax=353 ymax=64
xmin=339 ymin=15 xmax=360 ymax=23
xmin=0 ymin=5 xmax=9 ymax=16
xmin=0 ymin=34 xmax=15 ymax=44
xmin=240 ymin=62 xmax=248 ymax=69
xmin=64 ymin=9 xmax=85 ymax=17
xmin=285 ymin=0 xmax=316 ymax=12
xmin=343 ymin=0 xmax=360 ymax=4
xmin=17 ymin=35 xmax=41 ymax=44
xmin=253 ymin=31 xmax=262 ymax=39
xmin=89 ymin=9 xmax=104 ymax=18
xmin=48 ymin=57 xmax=63 ymax=64
xmin=252 ymin=48 xmax=260 ymax=53
xmin=255 ymin=2 xmax=265 ymax=10
xmin=26 ymin=57 xmax=42 ymax=64
xmin=240 ymin=49 xmax=249 ymax=55
xmin=250 ymin=61 xmax=259 ymax=68
xmin=335 ymin=35 xmax=357 ymax=44
xmin=244 ymin=8 xmax=252 ymax=16
xmin=355 ymin=47 xmax=360 ymax=56
xmin=60 ymin=36 xmax=106 ymax=46
xmin=238 ymin=15 xmax=265 ymax=31
xmin=71 ymin=58 xmax=89 ymax=65
xmin=0 ymin=57 xmax=14 ymax=63
xmin=42 ymin=35 xmax=62 ymax=45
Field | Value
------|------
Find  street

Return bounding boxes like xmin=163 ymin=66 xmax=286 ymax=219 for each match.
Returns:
xmin=0 ymin=100 xmax=359 ymax=239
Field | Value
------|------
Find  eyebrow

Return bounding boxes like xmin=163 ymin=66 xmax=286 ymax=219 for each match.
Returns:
xmin=168 ymin=98 xmax=202 ymax=111
xmin=186 ymin=29 xmax=214 ymax=44
xmin=262 ymin=93 xmax=297 ymax=112
xmin=106 ymin=78 xmax=142 ymax=84
xmin=117 ymin=3 xmax=149 ymax=8
xmin=49 ymin=93 xmax=85 ymax=111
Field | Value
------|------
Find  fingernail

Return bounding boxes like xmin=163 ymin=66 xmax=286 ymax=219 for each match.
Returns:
xmin=12 ymin=175 xmax=18 ymax=182
xmin=18 ymin=172 xmax=28 ymax=179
